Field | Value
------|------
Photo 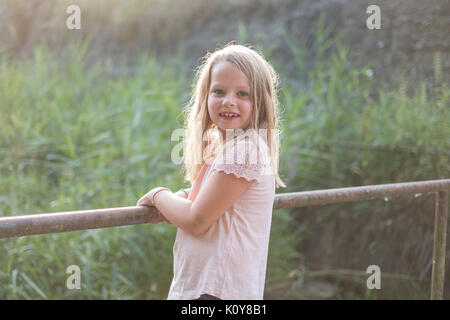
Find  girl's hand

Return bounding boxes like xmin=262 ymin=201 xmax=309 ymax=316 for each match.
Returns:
xmin=136 ymin=187 xmax=171 ymax=224
xmin=136 ymin=188 xmax=158 ymax=207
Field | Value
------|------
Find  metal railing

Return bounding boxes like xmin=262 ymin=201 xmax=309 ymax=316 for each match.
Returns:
xmin=0 ymin=179 xmax=448 ymax=299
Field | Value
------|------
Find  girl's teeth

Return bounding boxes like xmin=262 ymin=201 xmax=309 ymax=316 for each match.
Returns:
xmin=221 ymin=114 xmax=239 ymax=117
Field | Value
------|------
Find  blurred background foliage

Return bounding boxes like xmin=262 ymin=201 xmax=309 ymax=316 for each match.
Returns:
xmin=0 ymin=0 xmax=449 ymax=299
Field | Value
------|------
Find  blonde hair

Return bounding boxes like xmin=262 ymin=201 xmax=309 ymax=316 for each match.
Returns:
xmin=182 ymin=42 xmax=286 ymax=188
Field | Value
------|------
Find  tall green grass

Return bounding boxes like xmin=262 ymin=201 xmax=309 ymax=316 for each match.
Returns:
xmin=272 ymin=20 xmax=448 ymax=299
xmin=0 ymin=41 xmax=190 ymax=299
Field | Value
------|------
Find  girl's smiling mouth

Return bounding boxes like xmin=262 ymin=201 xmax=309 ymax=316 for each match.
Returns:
xmin=219 ymin=112 xmax=240 ymax=119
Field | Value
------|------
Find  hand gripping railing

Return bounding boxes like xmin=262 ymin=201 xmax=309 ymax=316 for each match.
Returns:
xmin=0 ymin=179 xmax=448 ymax=299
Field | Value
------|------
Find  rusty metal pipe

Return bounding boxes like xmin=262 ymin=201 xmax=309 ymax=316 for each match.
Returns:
xmin=274 ymin=179 xmax=450 ymax=208
xmin=0 ymin=206 xmax=161 ymax=239
xmin=431 ymin=190 xmax=448 ymax=300
xmin=0 ymin=179 xmax=449 ymax=240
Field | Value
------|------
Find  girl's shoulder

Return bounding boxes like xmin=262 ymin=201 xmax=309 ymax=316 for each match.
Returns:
xmin=211 ymin=135 xmax=271 ymax=183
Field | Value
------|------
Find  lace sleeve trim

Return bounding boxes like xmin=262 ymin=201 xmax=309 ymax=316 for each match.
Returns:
xmin=212 ymin=163 xmax=264 ymax=183
xmin=211 ymin=137 xmax=271 ymax=183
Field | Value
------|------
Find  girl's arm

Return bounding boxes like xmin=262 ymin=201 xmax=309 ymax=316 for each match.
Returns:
xmin=137 ymin=173 xmax=252 ymax=236
xmin=153 ymin=188 xmax=190 ymax=225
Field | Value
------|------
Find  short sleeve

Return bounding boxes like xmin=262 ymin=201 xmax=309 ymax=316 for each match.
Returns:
xmin=211 ymin=137 xmax=271 ymax=184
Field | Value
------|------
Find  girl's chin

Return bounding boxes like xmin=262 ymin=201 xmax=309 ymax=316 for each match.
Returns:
xmin=217 ymin=125 xmax=238 ymax=132
xmin=213 ymin=120 xmax=249 ymax=134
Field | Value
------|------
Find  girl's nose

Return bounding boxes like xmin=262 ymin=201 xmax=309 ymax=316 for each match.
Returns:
xmin=222 ymin=94 xmax=236 ymax=107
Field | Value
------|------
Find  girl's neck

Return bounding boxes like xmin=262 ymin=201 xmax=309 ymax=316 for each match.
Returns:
xmin=219 ymin=128 xmax=245 ymax=144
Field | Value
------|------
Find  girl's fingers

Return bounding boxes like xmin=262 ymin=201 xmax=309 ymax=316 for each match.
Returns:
xmin=136 ymin=197 xmax=144 ymax=206
xmin=137 ymin=190 xmax=166 ymax=225
xmin=137 ymin=195 xmax=151 ymax=206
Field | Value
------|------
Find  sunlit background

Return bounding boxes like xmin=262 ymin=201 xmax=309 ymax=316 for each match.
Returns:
xmin=0 ymin=0 xmax=448 ymax=299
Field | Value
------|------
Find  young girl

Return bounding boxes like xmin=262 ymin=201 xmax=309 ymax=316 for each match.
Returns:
xmin=137 ymin=42 xmax=286 ymax=300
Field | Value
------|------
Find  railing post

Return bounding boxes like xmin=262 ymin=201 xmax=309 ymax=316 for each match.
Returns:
xmin=430 ymin=190 xmax=448 ymax=300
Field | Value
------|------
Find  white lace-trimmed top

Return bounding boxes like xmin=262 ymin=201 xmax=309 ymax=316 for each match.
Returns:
xmin=167 ymin=135 xmax=276 ymax=300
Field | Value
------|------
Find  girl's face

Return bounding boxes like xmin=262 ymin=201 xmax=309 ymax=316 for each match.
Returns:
xmin=207 ymin=61 xmax=253 ymax=138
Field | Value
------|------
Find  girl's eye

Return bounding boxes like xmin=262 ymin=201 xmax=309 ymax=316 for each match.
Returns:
xmin=238 ymin=91 xmax=249 ymax=97
xmin=213 ymin=89 xmax=224 ymax=94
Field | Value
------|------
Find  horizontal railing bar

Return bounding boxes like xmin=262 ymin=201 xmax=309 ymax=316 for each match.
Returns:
xmin=0 ymin=179 xmax=449 ymax=239
xmin=0 ymin=206 xmax=161 ymax=239
xmin=274 ymin=179 xmax=450 ymax=209
xmin=325 ymin=140 xmax=450 ymax=156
